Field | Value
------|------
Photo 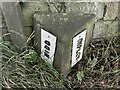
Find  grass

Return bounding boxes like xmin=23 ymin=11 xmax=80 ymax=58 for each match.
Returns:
xmin=1 ymin=36 xmax=120 ymax=89
xmin=68 ymin=37 xmax=120 ymax=89
xmin=1 ymin=2 xmax=119 ymax=89
xmin=0 ymin=38 xmax=68 ymax=89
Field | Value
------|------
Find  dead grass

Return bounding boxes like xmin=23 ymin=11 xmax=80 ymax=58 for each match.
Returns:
xmin=68 ymin=37 xmax=120 ymax=89
xmin=1 ymin=36 xmax=120 ymax=89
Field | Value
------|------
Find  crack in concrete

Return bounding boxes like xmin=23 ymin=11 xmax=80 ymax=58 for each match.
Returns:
xmin=46 ymin=2 xmax=66 ymax=13
xmin=46 ymin=2 xmax=52 ymax=13
xmin=102 ymin=5 xmax=107 ymax=20
xmin=60 ymin=2 xmax=66 ymax=13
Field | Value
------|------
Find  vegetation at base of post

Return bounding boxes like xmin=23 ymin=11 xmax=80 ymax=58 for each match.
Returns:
xmin=1 ymin=38 xmax=71 ymax=89
xmin=69 ymin=36 xmax=120 ymax=89
xmin=1 ymin=36 xmax=120 ymax=89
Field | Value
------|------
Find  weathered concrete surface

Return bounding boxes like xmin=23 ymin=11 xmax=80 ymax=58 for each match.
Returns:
xmin=94 ymin=2 xmax=105 ymax=20
xmin=47 ymin=2 xmax=66 ymax=12
xmin=59 ymin=2 xmax=118 ymax=38
xmin=22 ymin=2 xmax=119 ymax=39
xmin=0 ymin=7 xmax=2 ymax=38
xmin=0 ymin=6 xmax=2 ymax=90
xmin=22 ymin=2 xmax=48 ymax=26
xmin=2 ymin=2 xmax=26 ymax=48
xmin=104 ymin=2 xmax=118 ymax=20
xmin=66 ymin=2 xmax=105 ymax=21
xmin=93 ymin=20 xmax=118 ymax=38
xmin=34 ymin=12 xmax=95 ymax=76
xmin=21 ymin=2 xmax=48 ymax=34
xmin=0 ymin=7 xmax=10 ymax=41
xmin=21 ymin=2 xmax=49 ymax=42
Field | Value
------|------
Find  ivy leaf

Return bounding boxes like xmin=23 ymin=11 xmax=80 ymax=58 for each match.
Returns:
xmin=29 ymin=50 xmax=38 ymax=63
xmin=77 ymin=70 xmax=84 ymax=81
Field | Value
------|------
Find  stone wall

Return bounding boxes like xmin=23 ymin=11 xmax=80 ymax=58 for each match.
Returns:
xmin=0 ymin=7 xmax=2 ymax=39
xmin=1 ymin=2 xmax=119 ymax=39
xmin=21 ymin=2 xmax=119 ymax=38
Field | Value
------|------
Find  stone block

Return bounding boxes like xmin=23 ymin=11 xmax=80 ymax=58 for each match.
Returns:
xmin=93 ymin=20 xmax=118 ymax=38
xmin=33 ymin=12 xmax=95 ymax=76
xmin=66 ymin=2 xmax=105 ymax=21
xmin=94 ymin=2 xmax=105 ymax=20
xmin=66 ymin=2 xmax=95 ymax=13
xmin=104 ymin=2 xmax=118 ymax=20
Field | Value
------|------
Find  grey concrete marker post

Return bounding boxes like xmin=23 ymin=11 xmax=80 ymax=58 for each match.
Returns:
xmin=1 ymin=2 xmax=26 ymax=48
xmin=34 ymin=12 xmax=95 ymax=77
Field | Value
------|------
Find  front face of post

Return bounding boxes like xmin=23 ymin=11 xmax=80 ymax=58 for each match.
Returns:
xmin=34 ymin=12 xmax=95 ymax=76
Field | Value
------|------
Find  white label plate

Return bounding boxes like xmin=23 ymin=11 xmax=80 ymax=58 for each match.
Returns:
xmin=41 ymin=28 xmax=57 ymax=65
xmin=71 ymin=29 xmax=87 ymax=67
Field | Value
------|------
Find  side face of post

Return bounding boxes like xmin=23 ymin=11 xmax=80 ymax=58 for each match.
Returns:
xmin=34 ymin=12 xmax=95 ymax=76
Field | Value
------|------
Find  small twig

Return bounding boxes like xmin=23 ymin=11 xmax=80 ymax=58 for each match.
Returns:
xmin=25 ymin=31 xmax=35 ymax=45
xmin=96 ymin=37 xmax=114 ymax=65
xmin=3 ymin=76 xmax=10 ymax=88
xmin=8 ymin=79 xmax=17 ymax=87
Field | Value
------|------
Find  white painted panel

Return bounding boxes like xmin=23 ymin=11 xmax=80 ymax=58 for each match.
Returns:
xmin=41 ymin=28 xmax=57 ymax=65
xmin=71 ymin=29 xmax=87 ymax=67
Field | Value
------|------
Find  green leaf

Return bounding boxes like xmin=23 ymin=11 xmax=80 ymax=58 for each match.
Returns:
xmin=23 ymin=50 xmax=38 ymax=64
xmin=77 ymin=70 xmax=84 ymax=81
xmin=29 ymin=50 xmax=38 ymax=62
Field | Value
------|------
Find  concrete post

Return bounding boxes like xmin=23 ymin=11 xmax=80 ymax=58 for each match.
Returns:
xmin=34 ymin=12 xmax=95 ymax=76
xmin=1 ymin=2 xmax=26 ymax=48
